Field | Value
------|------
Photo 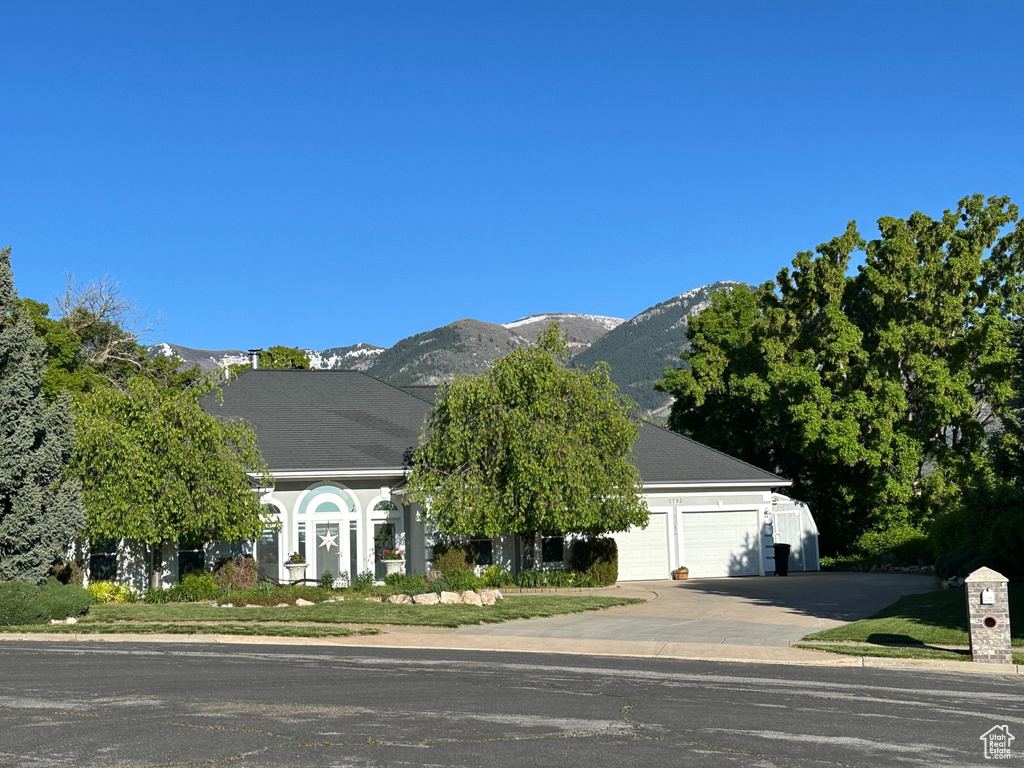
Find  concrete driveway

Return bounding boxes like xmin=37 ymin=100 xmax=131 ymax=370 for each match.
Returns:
xmin=455 ymin=572 xmax=938 ymax=647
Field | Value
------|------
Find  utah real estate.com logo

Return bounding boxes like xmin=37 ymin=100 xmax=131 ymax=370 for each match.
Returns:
xmin=980 ymin=725 xmax=1014 ymax=760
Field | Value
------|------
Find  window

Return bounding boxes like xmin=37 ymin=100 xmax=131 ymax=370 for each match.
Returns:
xmin=178 ymin=540 xmax=205 ymax=578
xmin=89 ymin=539 xmax=118 ymax=581
xmin=257 ymin=529 xmax=280 ymax=581
xmin=470 ymin=538 xmax=493 ymax=567
xmin=541 ymin=533 xmax=564 ymax=564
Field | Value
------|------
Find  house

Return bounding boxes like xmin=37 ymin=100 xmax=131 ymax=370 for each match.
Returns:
xmin=85 ymin=367 xmax=820 ymax=586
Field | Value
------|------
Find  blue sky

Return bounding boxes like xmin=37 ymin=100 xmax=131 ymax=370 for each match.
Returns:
xmin=3 ymin=2 xmax=1022 ymax=351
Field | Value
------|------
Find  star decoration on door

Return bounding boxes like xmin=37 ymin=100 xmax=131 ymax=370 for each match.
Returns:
xmin=319 ymin=530 xmax=338 ymax=551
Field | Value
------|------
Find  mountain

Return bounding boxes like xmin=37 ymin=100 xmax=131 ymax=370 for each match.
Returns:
xmin=501 ymin=313 xmax=624 ymax=352
xmin=145 ymin=284 xmax=744 ymax=419
xmin=572 ymin=281 xmax=749 ymax=416
xmin=362 ymin=318 xmax=530 ymax=386
xmin=148 ymin=342 xmax=248 ymax=373
xmin=308 ymin=343 xmax=384 ymax=371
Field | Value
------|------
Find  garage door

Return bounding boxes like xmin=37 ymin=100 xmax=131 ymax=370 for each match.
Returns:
xmin=679 ymin=510 xmax=761 ymax=578
xmin=612 ymin=510 xmax=669 ymax=581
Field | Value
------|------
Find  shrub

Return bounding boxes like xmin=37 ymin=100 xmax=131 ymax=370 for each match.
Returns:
xmin=384 ymin=573 xmax=430 ymax=595
xmin=50 ymin=559 xmax=85 ymax=587
xmin=212 ymin=557 xmax=259 ymax=592
xmin=569 ymin=537 xmax=618 ymax=585
xmin=432 ymin=542 xmax=475 ymax=573
xmin=514 ymin=569 xmax=546 ymax=588
xmin=86 ymin=580 xmax=137 ymax=604
xmin=227 ymin=584 xmax=332 ymax=606
xmin=320 ymin=571 xmax=335 ymax=589
xmin=0 ymin=579 xmax=91 ymax=626
xmin=855 ymin=526 xmax=931 ymax=565
xmin=351 ymin=570 xmax=376 ymax=591
xmin=442 ymin=569 xmax=482 ymax=592
xmin=149 ymin=571 xmax=222 ymax=603
xmin=481 ymin=565 xmax=515 ymax=588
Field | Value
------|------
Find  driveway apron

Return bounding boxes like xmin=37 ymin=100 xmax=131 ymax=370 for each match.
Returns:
xmin=454 ymin=572 xmax=937 ymax=647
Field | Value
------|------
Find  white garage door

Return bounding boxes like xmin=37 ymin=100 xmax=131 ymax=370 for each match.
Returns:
xmin=612 ymin=511 xmax=669 ymax=581
xmin=679 ymin=510 xmax=761 ymax=578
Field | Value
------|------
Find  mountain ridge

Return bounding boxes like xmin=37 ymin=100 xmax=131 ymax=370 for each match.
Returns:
xmin=146 ymin=283 xmax=747 ymax=417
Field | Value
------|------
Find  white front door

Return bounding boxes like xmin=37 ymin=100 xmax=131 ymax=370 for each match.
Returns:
xmin=678 ymin=510 xmax=761 ymax=578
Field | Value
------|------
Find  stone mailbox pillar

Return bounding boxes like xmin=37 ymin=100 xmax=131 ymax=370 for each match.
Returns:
xmin=964 ymin=566 xmax=1013 ymax=664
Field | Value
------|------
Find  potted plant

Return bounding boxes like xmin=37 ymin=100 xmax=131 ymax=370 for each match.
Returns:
xmin=381 ymin=548 xmax=406 ymax=577
xmin=284 ymin=552 xmax=307 ymax=583
xmin=672 ymin=566 xmax=689 ymax=581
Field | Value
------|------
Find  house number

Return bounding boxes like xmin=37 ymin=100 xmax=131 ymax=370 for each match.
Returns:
xmin=981 ymin=588 xmax=995 ymax=606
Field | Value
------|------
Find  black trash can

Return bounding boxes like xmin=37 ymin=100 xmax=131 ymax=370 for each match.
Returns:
xmin=773 ymin=543 xmax=791 ymax=576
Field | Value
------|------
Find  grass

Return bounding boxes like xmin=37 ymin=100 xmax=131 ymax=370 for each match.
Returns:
xmin=0 ymin=595 xmax=642 ymax=635
xmin=798 ymin=584 xmax=1023 ymax=664
xmin=0 ymin=623 xmax=379 ymax=638
xmin=802 ymin=585 xmax=1023 ymax=647
xmin=796 ymin=643 xmax=1024 ymax=666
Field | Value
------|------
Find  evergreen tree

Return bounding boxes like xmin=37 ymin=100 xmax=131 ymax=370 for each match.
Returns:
xmin=0 ymin=246 xmax=84 ymax=583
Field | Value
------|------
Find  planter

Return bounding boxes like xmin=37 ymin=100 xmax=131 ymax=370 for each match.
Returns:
xmin=672 ymin=567 xmax=689 ymax=581
xmin=284 ymin=562 xmax=308 ymax=583
xmin=383 ymin=558 xmax=406 ymax=577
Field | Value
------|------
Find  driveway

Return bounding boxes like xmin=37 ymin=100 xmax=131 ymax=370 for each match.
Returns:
xmin=454 ymin=572 xmax=938 ymax=647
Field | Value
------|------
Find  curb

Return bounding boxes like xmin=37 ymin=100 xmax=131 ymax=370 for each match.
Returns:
xmin=1 ymin=632 xmax=1020 ymax=675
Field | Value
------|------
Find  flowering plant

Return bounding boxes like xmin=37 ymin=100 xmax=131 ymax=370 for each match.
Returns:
xmin=381 ymin=548 xmax=404 ymax=561
xmin=285 ymin=552 xmax=306 ymax=564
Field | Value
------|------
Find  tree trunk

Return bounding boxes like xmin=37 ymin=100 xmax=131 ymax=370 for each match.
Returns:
xmin=150 ymin=541 xmax=164 ymax=591
xmin=522 ymin=531 xmax=537 ymax=571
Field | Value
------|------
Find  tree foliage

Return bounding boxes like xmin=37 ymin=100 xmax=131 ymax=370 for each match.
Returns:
xmin=74 ymin=377 xmax=272 ymax=558
xmin=657 ymin=195 xmax=1024 ymax=554
xmin=0 ymin=246 xmax=84 ymax=583
xmin=406 ymin=324 xmax=649 ymax=539
xmin=19 ymin=270 xmax=273 ymax=587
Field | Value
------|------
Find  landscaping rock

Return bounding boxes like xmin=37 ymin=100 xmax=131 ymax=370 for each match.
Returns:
xmin=65 ymin=617 xmax=77 ymax=624
xmin=478 ymin=590 xmax=496 ymax=606
xmin=439 ymin=591 xmax=461 ymax=604
xmin=325 ymin=596 xmax=344 ymax=602
xmin=294 ymin=598 xmax=314 ymax=606
xmin=387 ymin=594 xmax=413 ymax=604
xmin=275 ymin=603 xmax=289 ymax=607
xmin=413 ymin=592 xmax=439 ymax=605
xmin=365 ymin=596 xmax=382 ymax=602
xmin=220 ymin=603 xmax=234 ymax=608
xmin=460 ymin=591 xmax=483 ymax=606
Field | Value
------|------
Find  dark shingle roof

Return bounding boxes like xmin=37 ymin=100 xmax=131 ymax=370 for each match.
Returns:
xmin=209 ymin=370 xmax=786 ymax=485
xmin=208 ymin=370 xmax=432 ymax=472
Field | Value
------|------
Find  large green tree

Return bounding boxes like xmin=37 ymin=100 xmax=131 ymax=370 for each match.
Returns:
xmin=23 ymin=276 xmax=272 ymax=588
xmin=406 ymin=325 xmax=648 ymax=548
xmin=0 ymin=247 xmax=84 ymax=583
xmin=657 ymin=195 xmax=1024 ymax=554
xmin=74 ymin=376 xmax=272 ymax=589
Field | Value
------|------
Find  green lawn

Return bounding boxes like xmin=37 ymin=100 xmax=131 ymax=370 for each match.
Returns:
xmin=797 ymin=643 xmax=1024 ymax=665
xmin=802 ymin=586 xmax=1023 ymax=648
xmin=0 ymin=595 xmax=642 ymax=635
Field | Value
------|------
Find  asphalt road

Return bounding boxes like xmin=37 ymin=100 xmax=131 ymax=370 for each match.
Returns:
xmin=0 ymin=641 xmax=1021 ymax=767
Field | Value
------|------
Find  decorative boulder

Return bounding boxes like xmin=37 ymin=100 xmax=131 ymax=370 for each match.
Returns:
xmin=275 ymin=603 xmax=289 ymax=607
xmin=439 ymin=591 xmax=461 ymax=604
xmin=478 ymin=590 xmax=497 ymax=606
xmin=413 ymin=592 xmax=440 ymax=605
xmin=387 ymin=594 xmax=413 ymax=604
xmin=460 ymin=591 xmax=483 ymax=606
xmin=294 ymin=598 xmax=314 ymax=606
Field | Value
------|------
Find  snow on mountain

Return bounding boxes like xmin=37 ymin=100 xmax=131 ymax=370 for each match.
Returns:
xmin=307 ymin=343 xmax=384 ymax=371
xmin=502 ymin=313 xmax=625 ymax=331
